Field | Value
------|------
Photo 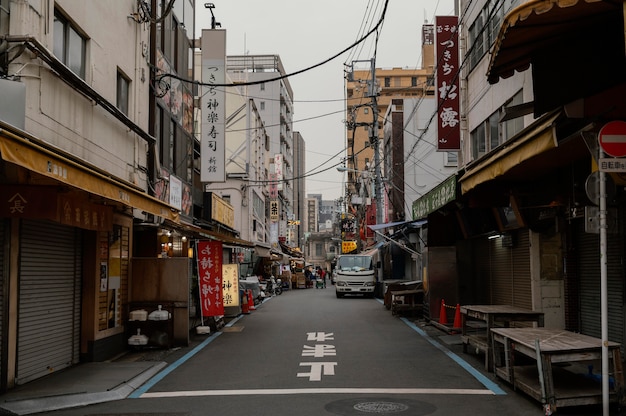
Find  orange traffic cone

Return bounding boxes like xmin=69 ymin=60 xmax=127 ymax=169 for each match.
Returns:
xmin=453 ymin=304 xmax=462 ymax=329
xmin=248 ymin=289 xmax=256 ymax=311
xmin=439 ymin=299 xmax=448 ymax=325
xmin=241 ymin=290 xmax=250 ymax=314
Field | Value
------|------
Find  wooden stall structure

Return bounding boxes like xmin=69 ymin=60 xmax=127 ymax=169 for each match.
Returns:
xmin=491 ymin=327 xmax=624 ymax=410
xmin=460 ymin=304 xmax=544 ymax=370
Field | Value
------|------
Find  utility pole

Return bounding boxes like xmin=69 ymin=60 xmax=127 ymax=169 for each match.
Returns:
xmin=345 ymin=58 xmax=384 ymax=244
xmin=368 ymin=58 xmax=384 ymax=231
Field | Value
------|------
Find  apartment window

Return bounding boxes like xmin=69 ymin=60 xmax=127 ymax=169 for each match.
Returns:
xmin=445 ymin=152 xmax=458 ymax=167
xmin=468 ymin=14 xmax=485 ymax=70
xmin=411 ymin=77 xmax=418 ymax=87
xmin=468 ymin=0 xmax=509 ymax=71
xmin=489 ymin=112 xmax=500 ymax=150
xmin=502 ymin=90 xmax=524 ymax=140
xmin=384 ymin=77 xmax=391 ymax=87
xmin=315 ymin=243 xmax=323 ymax=257
xmin=471 ymin=89 xmax=525 ymax=160
xmin=471 ymin=123 xmax=487 ymax=160
xmin=53 ymin=10 xmax=86 ymax=78
xmin=260 ymin=83 xmax=265 ymax=91
xmin=117 ymin=70 xmax=130 ymax=116
xmin=260 ymin=101 xmax=265 ymax=110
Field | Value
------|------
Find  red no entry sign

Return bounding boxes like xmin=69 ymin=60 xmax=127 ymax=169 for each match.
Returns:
xmin=599 ymin=120 xmax=626 ymax=157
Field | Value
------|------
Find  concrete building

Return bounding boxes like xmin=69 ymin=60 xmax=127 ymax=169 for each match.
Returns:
xmin=412 ymin=0 xmax=626 ymax=374
xmin=292 ymin=131 xmax=306 ymax=249
xmin=0 ymin=0 xmax=186 ymax=389
xmin=226 ymin=55 xmax=296 ymax=248
xmin=0 ymin=1 xmax=258 ymax=392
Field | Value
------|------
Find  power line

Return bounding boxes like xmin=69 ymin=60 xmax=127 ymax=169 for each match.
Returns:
xmin=156 ymin=0 xmax=390 ymax=88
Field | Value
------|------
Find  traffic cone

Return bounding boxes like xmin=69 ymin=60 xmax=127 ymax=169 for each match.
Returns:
xmin=248 ymin=289 xmax=256 ymax=311
xmin=453 ymin=304 xmax=462 ymax=329
xmin=439 ymin=299 xmax=448 ymax=325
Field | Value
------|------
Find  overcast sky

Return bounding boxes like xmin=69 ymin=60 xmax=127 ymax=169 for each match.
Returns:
xmin=196 ymin=0 xmax=456 ymax=202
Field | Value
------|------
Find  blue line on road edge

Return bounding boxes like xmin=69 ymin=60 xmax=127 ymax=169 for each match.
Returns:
xmin=128 ymin=315 xmax=245 ymax=398
xmin=399 ymin=316 xmax=506 ymax=395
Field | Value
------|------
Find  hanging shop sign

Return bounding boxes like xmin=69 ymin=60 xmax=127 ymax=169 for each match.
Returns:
xmin=412 ymin=174 xmax=457 ymax=220
xmin=200 ymin=29 xmax=226 ymax=182
xmin=196 ymin=240 xmax=224 ymax=317
xmin=435 ymin=15 xmax=460 ymax=151
xmin=270 ymin=200 xmax=279 ymax=222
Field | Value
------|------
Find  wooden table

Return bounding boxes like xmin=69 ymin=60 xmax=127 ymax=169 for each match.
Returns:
xmin=460 ymin=305 xmax=544 ymax=370
xmin=491 ymin=327 xmax=624 ymax=411
xmin=390 ymin=289 xmax=423 ymax=316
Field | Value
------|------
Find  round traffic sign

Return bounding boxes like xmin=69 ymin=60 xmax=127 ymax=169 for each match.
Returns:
xmin=598 ymin=120 xmax=626 ymax=157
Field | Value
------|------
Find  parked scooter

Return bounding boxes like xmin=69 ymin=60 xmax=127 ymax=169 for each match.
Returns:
xmin=261 ymin=276 xmax=282 ymax=296
xmin=266 ymin=276 xmax=282 ymax=296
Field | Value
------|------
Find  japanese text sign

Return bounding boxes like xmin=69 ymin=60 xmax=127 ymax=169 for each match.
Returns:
xmin=196 ymin=240 xmax=224 ymax=317
xmin=221 ymin=264 xmax=240 ymax=307
xmin=435 ymin=16 xmax=460 ymax=151
xmin=200 ymin=29 xmax=226 ymax=182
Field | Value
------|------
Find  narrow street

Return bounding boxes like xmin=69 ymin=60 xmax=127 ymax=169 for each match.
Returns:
xmin=25 ymin=287 xmax=613 ymax=416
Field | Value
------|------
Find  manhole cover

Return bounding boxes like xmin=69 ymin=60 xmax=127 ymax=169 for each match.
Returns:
xmin=353 ymin=401 xmax=409 ymax=413
xmin=326 ymin=397 xmax=436 ymax=415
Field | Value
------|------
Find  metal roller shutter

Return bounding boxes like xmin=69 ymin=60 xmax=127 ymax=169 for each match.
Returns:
xmin=511 ymin=231 xmax=532 ymax=309
xmin=576 ymin=219 xmax=624 ymax=345
xmin=16 ymin=220 xmax=82 ymax=385
xmin=490 ymin=237 xmax=511 ymax=305
xmin=0 ymin=221 xmax=4 ymax=382
xmin=488 ymin=230 xmax=531 ymax=309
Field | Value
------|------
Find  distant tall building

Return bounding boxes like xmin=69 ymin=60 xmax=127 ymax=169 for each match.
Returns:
xmin=305 ymin=197 xmax=319 ymax=234
xmin=293 ymin=131 xmax=306 ymax=248
xmin=227 ymin=55 xmax=296 ymax=246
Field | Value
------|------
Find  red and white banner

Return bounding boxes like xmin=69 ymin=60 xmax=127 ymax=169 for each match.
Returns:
xmin=435 ymin=16 xmax=460 ymax=151
xmin=196 ymin=240 xmax=224 ymax=317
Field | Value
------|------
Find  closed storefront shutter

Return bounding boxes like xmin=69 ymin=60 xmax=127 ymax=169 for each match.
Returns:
xmin=576 ymin=219 xmax=624 ymax=345
xmin=511 ymin=231 xmax=532 ymax=309
xmin=0 ymin=221 xmax=4 ymax=380
xmin=487 ymin=230 xmax=532 ymax=309
xmin=490 ymin=237 xmax=512 ymax=305
xmin=16 ymin=220 xmax=82 ymax=385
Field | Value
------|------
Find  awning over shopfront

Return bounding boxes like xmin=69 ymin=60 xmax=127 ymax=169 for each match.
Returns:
xmin=254 ymin=243 xmax=272 ymax=257
xmin=459 ymin=111 xmax=560 ymax=194
xmin=486 ymin=0 xmax=621 ymax=85
xmin=486 ymin=0 xmax=625 ymax=116
xmin=173 ymin=220 xmax=253 ymax=247
xmin=368 ymin=220 xmax=427 ymax=232
xmin=0 ymin=126 xmax=179 ymax=222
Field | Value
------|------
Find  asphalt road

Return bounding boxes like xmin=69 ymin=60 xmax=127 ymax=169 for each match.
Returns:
xmin=34 ymin=287 xmax=616 ymax=415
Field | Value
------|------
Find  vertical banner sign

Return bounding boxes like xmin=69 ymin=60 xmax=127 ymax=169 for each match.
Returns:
xmin=269 ymin=173 xmax=278 ymax=198
xmin=435 ymin=16 xmax=460 ymax=151
xmin=274 ymin=154 xmax=284 ymax=191
xmin=270 ymin=200 xmax=279 ymax=222
xmin=222 ymin=264 xmax=240 ymax=307
xmin=196 ymin=240 xmax=224 ymax=317
xmin=201 ymin=29 xmax=226 ymax=182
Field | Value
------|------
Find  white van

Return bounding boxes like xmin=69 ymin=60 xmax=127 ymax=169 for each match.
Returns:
xmin=334 ymin=254 xmax=376 ymax=298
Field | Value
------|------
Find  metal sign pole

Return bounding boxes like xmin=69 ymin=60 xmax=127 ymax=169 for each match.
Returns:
xmin=599 ymin=144 xmax=609 ymax=416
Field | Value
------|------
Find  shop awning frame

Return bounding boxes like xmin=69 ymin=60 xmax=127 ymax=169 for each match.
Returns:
xmin=173 ymin=220 xmax=254 ymax=247
xmin=0 ymin=125 xmax=179 ymax=222
xmin=459 ymin=110 xmax=561 ymax=194
xmin=486 ymin=0 xmax=621 ymax=84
